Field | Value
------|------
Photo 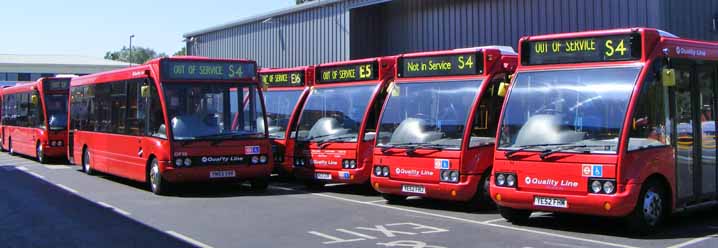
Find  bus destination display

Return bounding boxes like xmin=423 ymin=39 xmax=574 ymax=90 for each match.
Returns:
xmin=43 ymin=78 xmax=70 ymax=91
xmin=161 ymin=60 xmax=257 ymax=81
xmin=399 ymin=53 xmax=482 ymax=78
xmin=316 ymin=62 xmax=377 ymax=84
xmin=523 ymin=34 xmax=641 ymax=65
xmin=260 ymin=71 xmax=305 ymax=87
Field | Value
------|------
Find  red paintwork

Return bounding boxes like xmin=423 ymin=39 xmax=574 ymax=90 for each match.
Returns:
xmin=371 ymin=47 xmax=518 ymax=202
xmin=68 ymin=56 xmax=272 ymax=184
xmin=492 ymin=27 xmax=718 ymax=217
xmin=0 ymin=78 xmax=69 ymax=159
xmin=258 ymin=66 xmax=314 ymax=175
xmin=293 ymin=57 xmax=397 ymax=184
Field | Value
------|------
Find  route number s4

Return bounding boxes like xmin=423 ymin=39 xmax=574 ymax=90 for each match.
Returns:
xmin=605 ymin=39 xmax=627 ymax=57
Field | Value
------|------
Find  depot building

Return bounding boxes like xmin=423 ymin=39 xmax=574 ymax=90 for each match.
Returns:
xmin=0 ymin=54 xmax=127 ymax=86
xmin=184 ymin=0 xmax=718 ymax=68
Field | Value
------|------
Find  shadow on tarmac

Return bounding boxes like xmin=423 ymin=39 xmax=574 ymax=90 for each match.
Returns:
xmin=0 ymin=167 xmax=195 ymax=248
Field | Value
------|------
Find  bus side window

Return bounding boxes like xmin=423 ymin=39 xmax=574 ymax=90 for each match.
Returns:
xmin=363 ymin=83 xmax=389 ymax=142
xmin=628 ymin=66 xmax=669 ymax=151
xmin=148 ymin=82 xmax=166 ymax=139
xmin=469 ymin=74 xmax=506 ymax=147
xmin=127 ymin=79 xmax=146 ymax=136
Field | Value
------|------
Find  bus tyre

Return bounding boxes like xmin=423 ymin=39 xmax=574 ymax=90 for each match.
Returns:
xmin=467 ymin=172 xmax=497 ymax=211
xmin=499 ymin=206 xmax=531 ymax=225
xmin=251 ymin=177 xmax=269 ymax=191
xmin=8 ymin=139 xmax=14 ymax=156
xmin=381 ymin=193 xmax=407 ymax=204
xmin=626 ymin=180 xmax=667 ymax=235
xmin=149 ymin=158 xmax=170 ymax=195
xmin=36 ymin=142 xmax=45 ymax=164
xmin=82 ymin=149 xmax=95 ymax=175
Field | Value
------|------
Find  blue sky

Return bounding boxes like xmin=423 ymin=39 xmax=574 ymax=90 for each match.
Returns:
xmin=0 ymin=0 xmax=295 ymax=57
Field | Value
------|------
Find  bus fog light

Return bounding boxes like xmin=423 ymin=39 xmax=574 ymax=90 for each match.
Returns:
xmin=506 ymin=174 xmax=516 ymax=187
xmin=175 ymin=158 xmax=183 ymax=167
xmin=183 ymin=158 xmax=192 ymax=167
xmin=381 ymin=166 xmax=390 ymax=177
xmin=603 ymin=181 xmax=615 ymax=194
xmin=259 ymin=155 xmax=268 ymax=164
xmin=496 ymin=174 xmax=506 ymax=186
xmin=591 ymin=180 xmax=602 ymax=193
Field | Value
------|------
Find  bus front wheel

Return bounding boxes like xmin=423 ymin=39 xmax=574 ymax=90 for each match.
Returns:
xmin=500 ymin=206 xmax=531 ymax=225
xmin=82 ymin=148 xmax=95 ymax=175
xmin=626 ymin=180 xmax=668 ymax=235
xmin=36 ymin=142 xmax=45 ymax=164
xmin=148 ymin=158 xmax=170 ymax=195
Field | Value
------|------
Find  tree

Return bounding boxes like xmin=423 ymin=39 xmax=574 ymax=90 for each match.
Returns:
xmin=104 ymin=46 xmax=167 ymax=64
xmin=173 ymin=47 xmax=187 ymax=56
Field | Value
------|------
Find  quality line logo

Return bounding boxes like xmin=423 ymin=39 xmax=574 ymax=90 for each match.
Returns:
xmin=394 ymin=168 xmax=434 ymax=177
xmin=524 ymin=176 xmax=579 ymax=188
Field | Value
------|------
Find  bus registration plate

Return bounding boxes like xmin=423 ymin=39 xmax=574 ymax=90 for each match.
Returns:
xmin=315 ymin=172 xmax=332 ymax=180
xmin=210 ymin=170 xmax=236 ymax=178
xmin=533 ymin=196 xmax=567 ymax=208
xmin=401 ymin=184 xmax=426 ymax=194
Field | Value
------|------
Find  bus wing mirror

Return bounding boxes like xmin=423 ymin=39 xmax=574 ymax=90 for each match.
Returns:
xmin=31 ymin=95 xmax=38 ymax=105
xmin=662 ymin=68 xmax=676 ymax=87
xmin=141 ymin=85 xmax=150 ymax=97
xmin=497 ymin=82 xmax=509 ymax=97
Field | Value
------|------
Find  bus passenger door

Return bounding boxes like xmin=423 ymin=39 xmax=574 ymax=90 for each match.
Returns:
xmin=672 ymin=62 xmax=717 ymax=205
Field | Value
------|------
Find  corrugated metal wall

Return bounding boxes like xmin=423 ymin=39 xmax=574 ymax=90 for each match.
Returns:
xmin=188 ymin=0 xmax=717 ymax=68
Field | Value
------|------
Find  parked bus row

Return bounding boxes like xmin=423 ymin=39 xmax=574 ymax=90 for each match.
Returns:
xmin=1 ymin=27 xmax=717 ymax=234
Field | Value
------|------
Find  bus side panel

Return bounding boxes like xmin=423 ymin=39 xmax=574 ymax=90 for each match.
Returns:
xmin=462 ymin=146 xmax=494 ymax=175
xmin=103 ymin=133 xmax=148 ymax=182
xmin=621 ymin=147 xmax=676 ymax=206
xmin=9 ymin=127 xmax=35 ymax=157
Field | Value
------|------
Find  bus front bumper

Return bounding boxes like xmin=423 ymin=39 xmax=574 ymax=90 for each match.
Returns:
xmin=162 ymin=163 xmax=272 ymax=183
xmin=43 ymin=145 xmax=67 ymax=158
xmin=294 ymin=167 xmax=370 ymax=184
xmin=491 ymin=183 xmax=642 ymax=217
xmin=372 ymin=174 xmax=481 ymax=202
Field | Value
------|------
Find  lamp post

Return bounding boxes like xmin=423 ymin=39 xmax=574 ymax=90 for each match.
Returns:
xmin=129 ymin=34 xmax=135 ymax=66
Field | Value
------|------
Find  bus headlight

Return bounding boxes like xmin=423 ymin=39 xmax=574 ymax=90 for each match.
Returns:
xmin=591 ymin=180 xmax=602 ymax=193
xmin=349 ymin=160 xmax=357 ymax=169
xmin=506 ymin=174 xmax=516 ymax=187
xmin=440 ymin=170 xmax=459 ymax=183
xmin=251 ymin=155 xmax=259 ymax=164
xmin=603 ymin=181 xmax=615 ymax=194
xmin=259 ymin=155 xmax=268 ymax=164
xmin=183 ymin=158 xmax=192 ymax=167
xmin=588 ymin=178 xmax=617 ymax=194
xmin=496 ymin=174 xmax=506 ymax=186
xmin=374 ymin=166 xmax=383 ymax=176
xmin=175 ymin=158 xmax=183 ymax=167
xmin=449 ymin=171 xmax=459 ymax=183
xmin=381 ymin=166 xmax=390 ymax=177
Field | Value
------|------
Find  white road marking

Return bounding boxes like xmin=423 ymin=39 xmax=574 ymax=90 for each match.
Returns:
xmin=544 ymin=241 xmax=589 ymax=248
xmin=666 ymin=234 xmax=718 ymax=248
xmin=311 ymin=193 xmax=638 ymax=248
xmin=44 ymin=165 xmax=72 ymax=170
xmin=28 ymin=171 xmax=46 ymax=179
xmin=16 ymin=166 xmax=28 ymax=171
xmin=96 ymin=201 xmax=132 ymax=216
xmin=55 ymin=183 xmax=79 ymax=194
xmin=166 ymin=230 xmax=215 ymax=248
xmin=482 ymin=218 xmax=507 ymax=224
xmin=367 ymin=199 xmax=387 ymax=203
xmin=269 ymin=186 xmax=296 ymax=191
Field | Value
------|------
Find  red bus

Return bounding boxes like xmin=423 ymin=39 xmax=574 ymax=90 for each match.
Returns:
xmin=68 ymin=57 xmax=272 ymax=195
xmin=293 ymin=57 xmax=396 ymax=187
xmin=258 ymin=67 xmax=314 ymax=177
xmin=492 ymin=27 xmax=718 ymax=232
xmin=371 ymin=47 xmax=517 ymax=208
xmin=1 ymin=77 xmax=71 ymax=163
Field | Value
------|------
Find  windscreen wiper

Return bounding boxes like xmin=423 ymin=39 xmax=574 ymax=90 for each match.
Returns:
xmin=538 ymin=144 xmax=612 ymax=160
xmin=318 ymin=136 xmax=357 ymax=149
xmin=503 ymin=143 xmax=569 ymax=158
xmin=380 ymin=142 xmax=423 ymax=153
